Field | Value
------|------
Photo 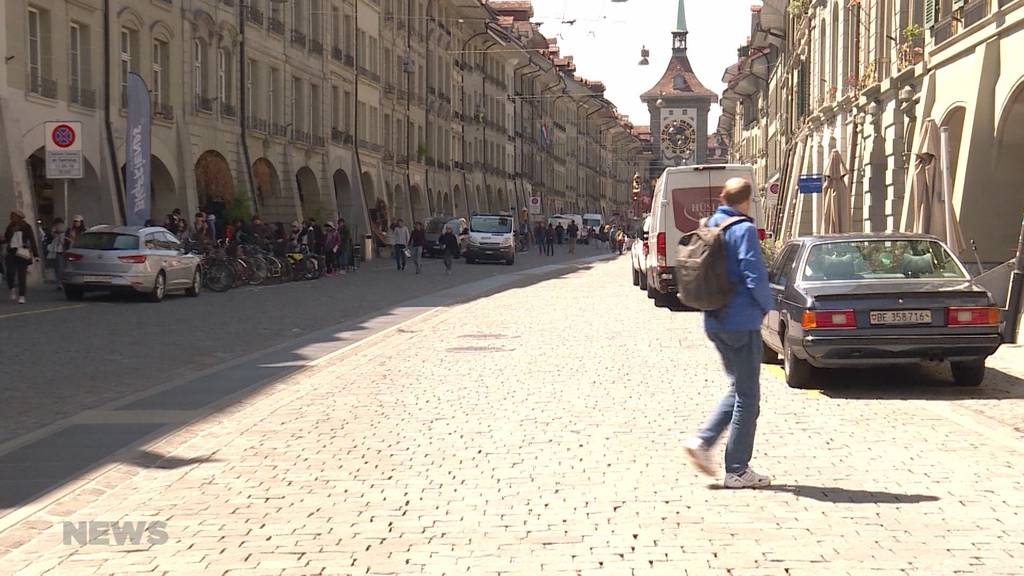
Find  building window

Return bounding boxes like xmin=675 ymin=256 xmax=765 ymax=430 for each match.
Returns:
xmin=193 ymin=39 xmax=205 ymax=105
xmin=69 ymin=22 xmax=82 ymax=103
xmin=247 ymin=59 xmax=256 ymax=117
xmin=331 ymin=85 xmax=340 ymax=129
xmin=27 ymin=7 xmax=46 ymax=95
xmin=293 ymin=76 xmax=305 ymax=135
xmin=152 ymin=40 xmax=167 ymax=108
xmin=310 ymin=83 xmax=321 ymax=138
xmin=218 ymin=48 xmax=227 ymax=104
xmin=119 ymin=28 xmax=134 ymax=108
xmin=269 ymin=67 xmax=279 ymax=123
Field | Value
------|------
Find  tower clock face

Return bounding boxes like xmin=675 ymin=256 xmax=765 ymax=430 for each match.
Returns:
xmin=661 ymin=119 xmax=696 ymax=157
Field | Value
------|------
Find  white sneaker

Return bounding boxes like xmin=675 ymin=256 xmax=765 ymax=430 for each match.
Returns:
xmin=17 ymin=296 xmax=26 ymax=304
xmin=684 ymin=437 xmax=715 ymax=477
xmin=724 ymin=468 xmax=771 ymax=489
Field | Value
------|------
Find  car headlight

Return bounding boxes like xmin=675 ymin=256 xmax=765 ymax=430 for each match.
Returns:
xmin=501 ymin=236 xmax=514 ymax=246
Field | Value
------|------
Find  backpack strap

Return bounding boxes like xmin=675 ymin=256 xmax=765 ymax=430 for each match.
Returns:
xmin=717 ymin=215 xmax=752 ymax=231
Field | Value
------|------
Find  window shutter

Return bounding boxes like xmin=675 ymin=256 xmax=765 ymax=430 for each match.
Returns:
xmin=924 ymin=0 xmax=937 ymax=28
xmin=952 ymin=0 xmax=965 ymax=10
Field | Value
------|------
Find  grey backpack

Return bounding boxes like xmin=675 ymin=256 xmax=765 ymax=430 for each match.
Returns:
xmin=674 ymin=216 xmax=750 ymax=311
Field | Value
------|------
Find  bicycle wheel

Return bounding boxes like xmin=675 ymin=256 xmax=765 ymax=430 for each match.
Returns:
xmin=262 ymin=255 xmax=282 ymax=281
xmin=230 ymin=259 xmax=249 ymax=287
xmin=244 ymin=257 xmax=267 ymax=285
xmin=301 ymin=257 xmax=319 ymax=280
xmin=204 ymin=261 xmax=234 ymax=292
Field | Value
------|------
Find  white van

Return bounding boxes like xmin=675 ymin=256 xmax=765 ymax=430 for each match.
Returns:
xmin=582 ymin=213 xmax=603 ymax=231
xmin=465 ymin=213 xmax=516 ymax=265
xmin=644 ymin=165 xmax=766 ymax=307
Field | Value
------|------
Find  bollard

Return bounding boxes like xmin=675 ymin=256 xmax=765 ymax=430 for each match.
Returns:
xmin=362 ymin=234 xmax=374 ymax=262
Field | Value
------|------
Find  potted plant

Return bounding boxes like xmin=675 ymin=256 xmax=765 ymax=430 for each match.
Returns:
xmin=416 ymin=143 xmax=427 ymax=161
xmin=788 ymin=0 xmax=810 ymax=16
xmin=899 ymin=24 xmax=925 ymax=69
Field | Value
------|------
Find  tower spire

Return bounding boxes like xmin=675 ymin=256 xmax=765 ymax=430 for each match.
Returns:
xmin=675 ymin=0 xmax=688 ymax=34
xmin=672 ymin=0 xmax=688 ymax=53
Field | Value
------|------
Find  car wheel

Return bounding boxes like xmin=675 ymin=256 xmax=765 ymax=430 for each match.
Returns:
xmin=185 ymin=269 xmax=201 ymax=297
xmin=64 ymin=286 xmax=84 ymax=301
xmin=639 ymin=270 xmax=648 ymax=291
xmin=632 ymin=266 xmax=640 ymax=286
xmin=762 ymin=340 xmax=780 ymax=364
xmin=783 ymin=337 xmax=816 ymax=389
xmin=466 ymin=257 xmax=475 ymax=264
xmin=505 ymin=257 xmax=515 ymax=266
xmin=951 ymin=360 xmax=986 ymax=387
xmin=148 ymin=272 xmax=166 ymax=303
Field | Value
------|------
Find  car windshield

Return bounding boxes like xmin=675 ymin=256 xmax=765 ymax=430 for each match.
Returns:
xmin=801 ymin=239 xmax=967 ymax=282
xmin=74 ymin=232 xmax=140 ymax=251
xmin=471 ymin=216 xmax=512 ymax=234
xmin=426 ymin=220 xmax=445 ymax=234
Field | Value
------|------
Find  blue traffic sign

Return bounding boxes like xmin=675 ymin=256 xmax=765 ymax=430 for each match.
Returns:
xmin=798 ymin=174 xmax=823 ymax=194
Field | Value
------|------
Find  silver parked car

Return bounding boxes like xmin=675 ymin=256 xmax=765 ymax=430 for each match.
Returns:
xmin=62 ymin=226 xmax=202 ymax=302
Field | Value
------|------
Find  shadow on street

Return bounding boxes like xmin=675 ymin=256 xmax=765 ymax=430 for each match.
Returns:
xmin=814 ymin=365 xmax=1024 ymax=401
xmin=708 ymin=483 xmax=940 ymax=504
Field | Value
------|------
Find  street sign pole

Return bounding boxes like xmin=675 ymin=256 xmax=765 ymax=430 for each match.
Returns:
xmin=64 ymin=180 xmax=69 ymax=223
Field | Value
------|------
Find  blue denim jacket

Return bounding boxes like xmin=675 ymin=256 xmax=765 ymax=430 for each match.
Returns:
xmin=703 ymin=205 xmax=773 ymax=332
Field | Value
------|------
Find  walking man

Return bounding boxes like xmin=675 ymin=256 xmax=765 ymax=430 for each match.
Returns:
xmin=439 ymin=225 xmax=459 ymax=275
xmin=684 ymin=178 xmax=774 ymax=489
xmin=392 ymin=219 xmax=410 ymax=271
xmin=567 ymin=221 xmax=578 ymax=254
xmin=534 ymin=221 xmax=546 ymax=256
xmin=410 ymin=221 xmax=427 ymax=274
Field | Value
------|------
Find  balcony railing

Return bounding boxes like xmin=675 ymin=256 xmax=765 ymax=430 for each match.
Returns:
xmin=194 ymin=96 xmax=214 ymax=113
xmin=312 ymin=134 xmax=325 ymax=147
xmin=331 ymin=127 xmax=351 ymax=145
xmin=153 ymin=101 xmax=175 ymax=121
xmin=221 ymin=102 xmax=237 ymax=118
xmin=293 ymin=129 xmax=312 ymax=144
xmin=29 ymin=74 xmax=58 ymax=99
xmin=271 ymin=122 xmax=289 ymax=138
xmin=964 ymin=0 xmax=990 ymax=27
xmin=309 ymin=39 xmax=324 ymax=55
xmin=269 ymin=17 xmax=285 ymax=35
xmin=69 ymin=85 xmax=97 ymax=109
xmin=332 ymin=46 xmax=345 ymax=62
xmin=291 ymin=29 xmax=307 ymax=48
xmin=344 ymin=54 xmax=355 ymax=68
xmin=220 ymin=0 xmax=235 ymax=6
xmin=248 ymin=116 xmax=268 ymax=133
xmin=247 ymin=6 xmax=264 ymax=26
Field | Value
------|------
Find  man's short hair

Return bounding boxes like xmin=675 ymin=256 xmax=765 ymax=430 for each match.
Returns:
xmin=720 ymin=178 xmax=753 ymax=206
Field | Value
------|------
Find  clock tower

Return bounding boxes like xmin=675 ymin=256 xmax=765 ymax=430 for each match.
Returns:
xmin=640 ymin=0 xmax=717 ymax=168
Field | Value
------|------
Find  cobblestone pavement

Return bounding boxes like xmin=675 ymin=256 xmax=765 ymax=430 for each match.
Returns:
xmin=1 ymin=257 xmax=1023 ymax=575
xmin=0 ymin=244 xmax=595 ymax=445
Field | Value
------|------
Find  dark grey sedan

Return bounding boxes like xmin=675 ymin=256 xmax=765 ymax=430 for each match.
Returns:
xmin=761 ymin=233 xmax=1002 ymax=389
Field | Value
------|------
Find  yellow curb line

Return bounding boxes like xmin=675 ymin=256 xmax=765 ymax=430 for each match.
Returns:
xmin=0 ymin=304 xmax=84 ymax=320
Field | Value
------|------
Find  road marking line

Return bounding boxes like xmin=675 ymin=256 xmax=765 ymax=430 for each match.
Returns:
xmin=0 ymin=304 xmax=84 ymax=319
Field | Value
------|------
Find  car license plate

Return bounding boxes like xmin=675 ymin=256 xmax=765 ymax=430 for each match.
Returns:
xmin=869 ymin=310 xmax=932 ymax=325
xmin=82 ymin=275 xmax=110 ymax=283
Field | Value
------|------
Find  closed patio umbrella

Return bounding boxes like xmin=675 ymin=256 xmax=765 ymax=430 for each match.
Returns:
xmin=821 ymin=149 xmax=849 ymax=234
xmin=908 ymin=119 xmax=965 ymax=253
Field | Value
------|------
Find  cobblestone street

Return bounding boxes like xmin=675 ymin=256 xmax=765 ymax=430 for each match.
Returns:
xmin=1 ymin=257 xmax=1023 ymax=575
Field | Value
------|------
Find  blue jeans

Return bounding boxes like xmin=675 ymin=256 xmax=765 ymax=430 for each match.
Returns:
xmin=696 ymin=330 xmax=762 ymax=474
xmin=394 ymin=244 xmax=407 ymax=269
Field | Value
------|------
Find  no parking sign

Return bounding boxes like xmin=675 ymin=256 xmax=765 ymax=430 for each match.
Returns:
xmin=528 ymin=196 xmax=542 ymax=215
xmin=45 ymin=121 xmax=83 ymax=179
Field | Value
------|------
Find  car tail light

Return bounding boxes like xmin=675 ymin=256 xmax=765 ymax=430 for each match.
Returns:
xmin=642 ymin=241 xmax=649 ymax=257
xmin=802 ymin=309 xmax=856 ymax=330
xmin=656 ymin=232 xmax=666 ymax=266
xmin=63 ymin=252 xmax=83 ymax=262
xmin=947 ymin=307 xmax=1000 ymax=326
xmin=757 ymin=228 xmax=767 ymax=241
xmin=118 ymin=255 xmax=147 ymax=264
